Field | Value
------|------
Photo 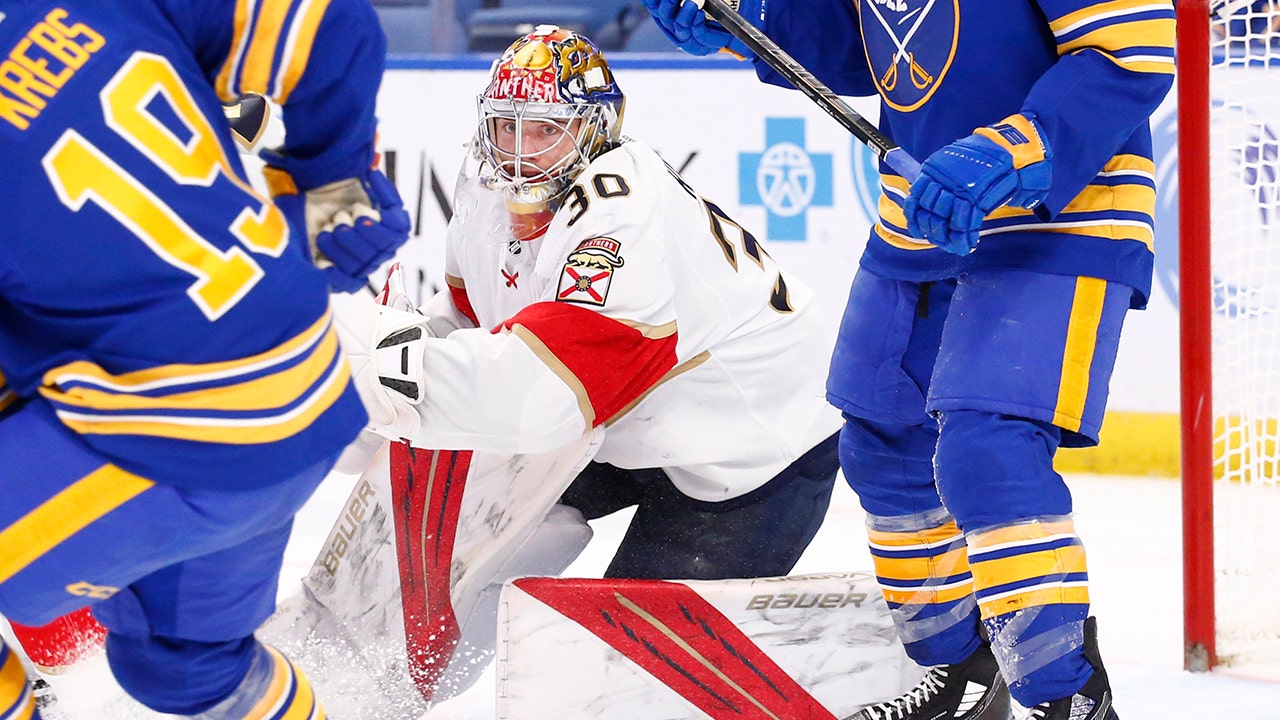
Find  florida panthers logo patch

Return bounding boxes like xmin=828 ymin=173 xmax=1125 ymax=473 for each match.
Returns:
xmin=557 ymin=237 xmax=625 ymax=306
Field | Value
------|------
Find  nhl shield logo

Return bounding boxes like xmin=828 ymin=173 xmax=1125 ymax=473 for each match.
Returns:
xmin=557 ymin=237 xmax=625 ymax=306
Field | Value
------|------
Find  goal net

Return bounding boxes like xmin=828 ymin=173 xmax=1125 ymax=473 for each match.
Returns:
xmin=1180 ymin=0 xmax=1280 ymax=673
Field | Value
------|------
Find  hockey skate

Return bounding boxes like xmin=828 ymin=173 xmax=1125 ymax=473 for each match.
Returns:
xmin=1014 ymin=617 xmax=1117 ymax=720
xmin=844 ymin=642 xmax=1010 ymax=720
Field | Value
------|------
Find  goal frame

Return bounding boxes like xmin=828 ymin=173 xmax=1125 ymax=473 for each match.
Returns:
xmin=1177 ymin=0 xmax=1217 ymax=673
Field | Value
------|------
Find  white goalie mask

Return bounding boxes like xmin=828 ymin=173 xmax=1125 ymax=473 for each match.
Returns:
xmin=474 ymin=25 xmax=626 ymax=240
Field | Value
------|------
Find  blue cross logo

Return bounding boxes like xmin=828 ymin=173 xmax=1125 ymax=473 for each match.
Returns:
xmin=739 ymin=118 xmax=833 ymax=241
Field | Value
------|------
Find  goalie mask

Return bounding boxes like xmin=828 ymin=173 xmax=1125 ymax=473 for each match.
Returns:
xmin=476 ymin=25 xmax=626 ymax=241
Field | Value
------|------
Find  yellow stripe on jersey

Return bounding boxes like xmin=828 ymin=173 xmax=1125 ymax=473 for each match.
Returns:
xmin=275 ymin=0 xmax=334 ymax=104
xmin=1050 ymin=0 xmax=1176 ymax=74
xmin=40 ymin=312 xmax=351 ymax=444
xmin=240 ymin=0 xmax=295 ymax=96
xmin=42 ymin=311 xmax=330 ymax=391
xmin=49 ymin=322 xmax=339 ymax=413
xmin=0 ymin=644 xmax=36 ymax=720
xmin=215 ymin=0 xmax=254 ymax=103
xmin=217 ymin=0 xmax=338 ymax=103
xmin=1058 ymin=20 xmax=1177 ymax=71
xmin=982 ymin=155 xmax=1156 ymax=247
xmin=0 ymin=465 xmax=154 ymax=584
xmin=1054 ymin=278 xmax=1107 ymax=432
xmin=1050 ymin=0 xmax=1171 ymax=38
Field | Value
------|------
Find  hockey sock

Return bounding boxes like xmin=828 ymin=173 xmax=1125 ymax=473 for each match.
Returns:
xmin=866 ymin=506 xmax=982 ymax=666
xmin=0 ymin=640 xmax=41 ymax=720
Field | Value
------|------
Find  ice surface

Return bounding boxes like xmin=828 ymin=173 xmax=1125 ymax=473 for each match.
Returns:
xmin=39 ymin=472 xmax=1280 ymax=719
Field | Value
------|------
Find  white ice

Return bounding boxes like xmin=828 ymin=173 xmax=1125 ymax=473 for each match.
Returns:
xmin=44 ymin=471 xmax=1280 ymax=718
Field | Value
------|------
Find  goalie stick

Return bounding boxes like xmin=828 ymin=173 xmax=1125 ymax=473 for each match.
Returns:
xmin=696 ymin=0 xmax=923 ymax=181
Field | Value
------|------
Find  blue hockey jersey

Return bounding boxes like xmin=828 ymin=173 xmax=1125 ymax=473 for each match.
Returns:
xmin=0 ymin=0 xmax=387 ymax=489
xmin=752 ymin=0 xmax=1175 ymax=308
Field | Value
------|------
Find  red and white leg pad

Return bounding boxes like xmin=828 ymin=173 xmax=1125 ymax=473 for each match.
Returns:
xmin=498 ymin=573 xmax=925 ymax=720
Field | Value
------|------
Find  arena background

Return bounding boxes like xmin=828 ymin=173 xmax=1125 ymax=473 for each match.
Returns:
xmin=301 ymin=55 xmax=1273 ymax=478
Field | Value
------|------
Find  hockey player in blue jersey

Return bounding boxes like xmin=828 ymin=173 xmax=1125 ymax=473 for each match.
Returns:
xmin=644 ymin=0 xmax=1175 ymax=718
xmin=0 ymin=0 xmax=409 ymax=717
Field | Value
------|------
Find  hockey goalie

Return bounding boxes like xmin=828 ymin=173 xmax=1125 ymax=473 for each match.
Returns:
xmin=259 ymin=27 xmax=924 ymax=720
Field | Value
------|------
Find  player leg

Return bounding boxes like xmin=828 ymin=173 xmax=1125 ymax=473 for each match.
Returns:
xmin=0 ymin=638 xmax=41 ymax=720
xmin=96 ymin=512 xmax=325 ymax=718
xmin=0 ymin=397 xmax=337 ymax=717
xmin=826 ymin=269 xmax=1009 ymax=720
xmin=929 ymin=268 xmax=1129 ymax=718
xmin=561 ymin=432 xmax=838 ymax=580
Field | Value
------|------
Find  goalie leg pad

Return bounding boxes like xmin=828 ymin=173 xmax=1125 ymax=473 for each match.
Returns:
xmin=434 ymin=504 xmax=593 ymax=702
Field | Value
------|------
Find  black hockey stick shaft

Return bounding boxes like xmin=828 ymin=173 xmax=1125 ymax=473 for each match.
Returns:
xmin=699 ymin=0 xmax=921 ymax=181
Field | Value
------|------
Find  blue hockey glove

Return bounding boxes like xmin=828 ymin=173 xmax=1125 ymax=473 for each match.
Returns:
xmin=272 ymin=168 xmax=412 ymax=293
xmin=904 ymin=114 xmax=1053 ymax=256
xmin=641 ymin=0 xmax=754 ymax=58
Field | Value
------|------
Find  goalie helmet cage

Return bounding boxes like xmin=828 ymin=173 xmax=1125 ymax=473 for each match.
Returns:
xmin=1179 ymin=0 xmax=1280 ymax=674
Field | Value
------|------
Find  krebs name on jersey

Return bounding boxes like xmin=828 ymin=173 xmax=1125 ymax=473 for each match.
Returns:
xmin=1 ymin=8 xmax=106 ymax=131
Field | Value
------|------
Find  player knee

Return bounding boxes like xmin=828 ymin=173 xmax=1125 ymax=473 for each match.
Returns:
xmin=105 ymin=633 xmax=256 ymax=715
xmin=933 ymin=409 xmax=1071 ymax=529
xmin=838 ymin=414 xmax=941 ymax=517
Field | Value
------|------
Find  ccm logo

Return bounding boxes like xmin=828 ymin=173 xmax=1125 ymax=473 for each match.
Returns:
xmin=66 ymin=581 xmax=118 ymax=599
xmin=746 ymin=592 xmax=868 ymax=610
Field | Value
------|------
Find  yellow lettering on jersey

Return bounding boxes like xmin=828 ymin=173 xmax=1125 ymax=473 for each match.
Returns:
xmin=12 ymin=38 xmax=76 ymax=87
xmin=66 ymin=581 xmax=119 ymax=599
xmin=0 ymin=60 xmax=55 ymax=108
xmin=45 ymin=132 xmax=264 ymax=319
xmin=103 ymin=53 xmax=289 ymax=256
xmin=0 ymin=8 xmax=105 ymax=130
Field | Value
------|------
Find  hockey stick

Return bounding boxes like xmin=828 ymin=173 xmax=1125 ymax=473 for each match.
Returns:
xmin=696 ymin=0 xmax=922 ymax=181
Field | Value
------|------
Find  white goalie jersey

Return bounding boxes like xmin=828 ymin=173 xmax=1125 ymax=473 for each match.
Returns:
xmin=413 ymin=139 xmax=840 ymax=501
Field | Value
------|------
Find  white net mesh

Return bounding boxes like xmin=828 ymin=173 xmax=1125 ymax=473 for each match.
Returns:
xmin=1207 ymin=0 xmax=1280 ymax=669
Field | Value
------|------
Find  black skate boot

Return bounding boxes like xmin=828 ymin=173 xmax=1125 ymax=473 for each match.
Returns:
xmin=845 ymin=642 xmax=1010 ymax=720
xmin=1016 ymin=617 xmax=1117 ymax=720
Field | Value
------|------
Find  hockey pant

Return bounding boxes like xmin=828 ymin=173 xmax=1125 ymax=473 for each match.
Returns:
xmin=559 ymin=431 xmax=840 ymax=580
xmin=826 ymin=266 xmax=1132 ymax=707
xmin=0 ymin=398 xmax=337 ymax=715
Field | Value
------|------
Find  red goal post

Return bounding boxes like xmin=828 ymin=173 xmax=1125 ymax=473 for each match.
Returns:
xmin=1179 ymin=0 xmax=1280 ymax=674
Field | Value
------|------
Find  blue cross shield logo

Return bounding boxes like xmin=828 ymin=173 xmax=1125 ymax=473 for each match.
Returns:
xmin=739 ymin=118 xmax=833 ymax=241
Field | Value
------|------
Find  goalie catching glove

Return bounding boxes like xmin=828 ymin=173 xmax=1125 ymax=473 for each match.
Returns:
xmin=269 ymin=166 xmax=412 ymax=292
xmin=332 ymin=263 xmax=432 ymax=442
